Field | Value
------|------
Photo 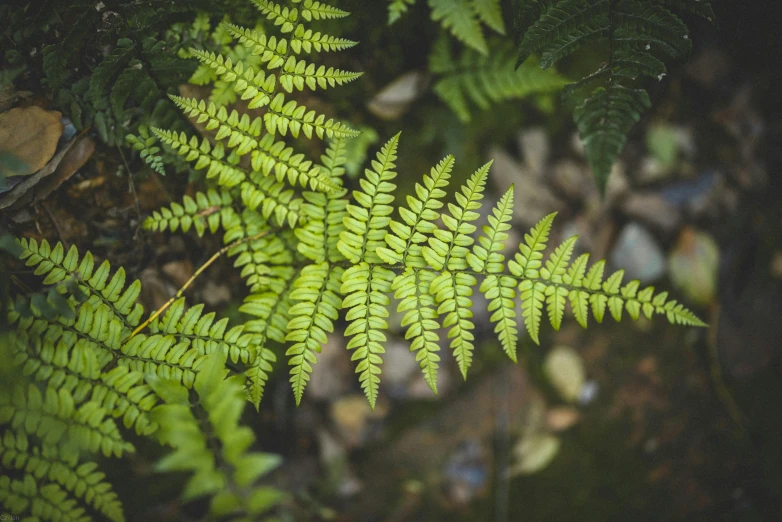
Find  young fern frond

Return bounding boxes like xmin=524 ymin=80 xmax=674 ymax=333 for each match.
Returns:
xmin=149 ymin=354 xmax=283 ymax=520
xmin=430 ymin=36 xmax=568 ymax=122
xmin=510 ymin=0 xmax=713 ymax=191
xmin=125 ymin=126 xmax=165 ymax=176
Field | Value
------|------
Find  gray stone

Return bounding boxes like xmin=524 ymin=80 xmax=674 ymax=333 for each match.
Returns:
xmin=609 ymin=222 xmax=666 ymax=283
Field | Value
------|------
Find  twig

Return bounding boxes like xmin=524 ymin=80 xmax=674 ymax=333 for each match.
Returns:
xmin=129 ymin=229 xmax=272 ymax=338
xmin=706 ymin=305 xmax=748 ymax=437
xmin=39 ymin=202 xmax=69 ymax=250
xmin=116 ymin=145 xmax=142 ymax=239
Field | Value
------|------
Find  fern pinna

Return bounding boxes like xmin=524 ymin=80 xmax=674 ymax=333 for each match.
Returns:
xmin=389 ymin=0 xmax=506 ymax=55
xmin=509 ymin=0 xmax=715 ymax=191
xmin=1 ymin=239 xmax=282 ymax=521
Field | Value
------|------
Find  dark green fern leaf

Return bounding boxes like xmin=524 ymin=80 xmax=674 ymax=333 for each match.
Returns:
xmin=511 ymin=0 xmax=713 ymax=192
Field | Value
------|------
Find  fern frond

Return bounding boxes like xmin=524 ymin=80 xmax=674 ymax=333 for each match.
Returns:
xmin=265 ymin=92 xmax=360 ymax=140
xmin=473 ymin=0 xmax=506 ymax=34
xmin=376 ymin=155 xmax=455 ymax=267
xmin=291 ymin=25 xmax=358 ymax=53
xmin=512 ymin=0 xmax=710 ymax=191
xmin=144 ymin=190 xmax=238 ymax=237
xmin=126 ymin=126 xmax=165 ymax=176
xmin=300 ymin=0 xmax=350 ymax=21
xmin=253 ymin=133 xmax=342 ymax=193
xmin=573 ymin=85 xmax=651 ymax=190
xmin=431 ymin=37 xmax=567 ymax=122
xmin=0 ymin=382 xmax=134 ymax=458
xmin=0 ymin=431 xmax=125 ymax=522
xmin=469 ymin=186 xmax=519 ymax=361
xmin=394 ymin=268 xmax=441 ymax=393
xmin=152 ymin=128 xmax=247 ymax=187
xmin=0 ymin=475 xmax=91 ymax=522
xmin=285 ymin=263 xmax=342 ymax=404
xmin=341 ymin=264 xmax=395 ymax=409
xmin=339 ymin=133 xmax=400 ymax=264
xmin=9 ymin=308 xmax=157 ymax=436
xmin=279 ymin=57 xmax=362 ymax=92
xmin=168 ymin=96 xmax=264 ymax=155
xmin=246 ymin=346 xmax=277 ymax=409
xmin=516 ymin=0 xmax=608 ymax=68
xmin=429 ymin=0 xmax=488 ymax=55
xmin=17 ymin=239 xmax=144 ymax=328
xmin=149 ymin=353 xmax=283 ymax=518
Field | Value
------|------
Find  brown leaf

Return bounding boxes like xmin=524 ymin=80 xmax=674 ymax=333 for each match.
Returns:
xmin=0 ymin=106 xmax=63 ymax=176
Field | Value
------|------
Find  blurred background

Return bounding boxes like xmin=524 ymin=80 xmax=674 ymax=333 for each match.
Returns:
xmin=1 ymin=1 xmax=781 ymax=521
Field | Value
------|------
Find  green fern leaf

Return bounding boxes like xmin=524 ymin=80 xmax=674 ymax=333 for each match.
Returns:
xmin=377 ymin=155 xmax=455 ymax=267
xmin=341 ymin=264 xmax=395 ymax=409
xmin=431 ymin=37 xmax=568 ymax=122
xmin=285 ymin=263 xmax=342 ymax=405
xmin=429 ymin=0 xmax=488 ymax=54
xmin=573 ymin=85 xmax=651 ymax=192
xmin=339 ymin=133 xmax=400 ymax=264
xmin=470 ymin=186 xmax=518 ymax=361
xmin=473 ymin=0 xmax=506 ymax=34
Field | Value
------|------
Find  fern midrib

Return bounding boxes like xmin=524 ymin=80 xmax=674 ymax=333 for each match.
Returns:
xmin=334 ymin=260 xmax=656 ymax=312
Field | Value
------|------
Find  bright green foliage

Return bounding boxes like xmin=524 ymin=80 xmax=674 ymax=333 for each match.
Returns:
xmin=430 ymin=35 xmax=568 ymax=122
xmin=366 ymin=147 xmax=703 ymax=389
xmin=391 ymin=0 xmax=506 ymax=54
xmin=469 ymin=186 xmax=518 ymax=362
xmin=3 ymin=238 xmax=277 ymax=521
xmin=149 ymin=354 xmax=283 ymax=521
xmin=510 ymin=0 xmax=714 ymax=191
xmin=145 ymin=189 xmax=239 ymax=237
xmin=285 ymin=263 xmax=344 ymax=405
xmin=142 ymin=0 xmax=704 ymax=412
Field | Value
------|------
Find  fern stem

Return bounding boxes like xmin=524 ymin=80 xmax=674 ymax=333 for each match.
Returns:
xmin=129 ymin=229 xmax=273 ymax=338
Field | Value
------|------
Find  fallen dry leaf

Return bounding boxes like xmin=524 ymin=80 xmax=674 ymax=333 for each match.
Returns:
xmin=0 ymin=106 xmax=63 ymax=176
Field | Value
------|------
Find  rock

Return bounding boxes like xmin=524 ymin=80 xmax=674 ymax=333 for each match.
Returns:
xmin=382 ymin=341 xmax=420 ymax=398
xmin=546 ymin=406 xmax=581 ymax=432
xmin=308 ymin=335 xmax=352 ymax=401
xmin=442 ymin=440 xmax=489 ymax=505
xmin=544 ymin=345 xmax=586 ymax=403
xmin=610 ymin=222 xmax=666 ymax=283
xmin=488 ymin=146 xmax=563 ymax=226
xmin=366 ymin=71 xmax=429 ymax=120
xmin=316 ymin=429 xmax=362 ymax=498
xmin=622 ymin=193 xmax=683 ymax=234
xmin=518 ymin=127 xmax=550 ymax=177
xmin=330 ymin=395 xmax=387 ymax=449
xmin=603 ymin=161 xmax=630 ymax=208
xmin=668 ymin=227 xmax=719 ymax=306
xmin=200 ymin=280 xmax=231 ymax=307
xmin=552 ymin=159 xmax=596 ymax=201
xmin=508 ymin=433 xmax=561 ymax=476
xmin=161 ymin=259 xmax=194 ymax=289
